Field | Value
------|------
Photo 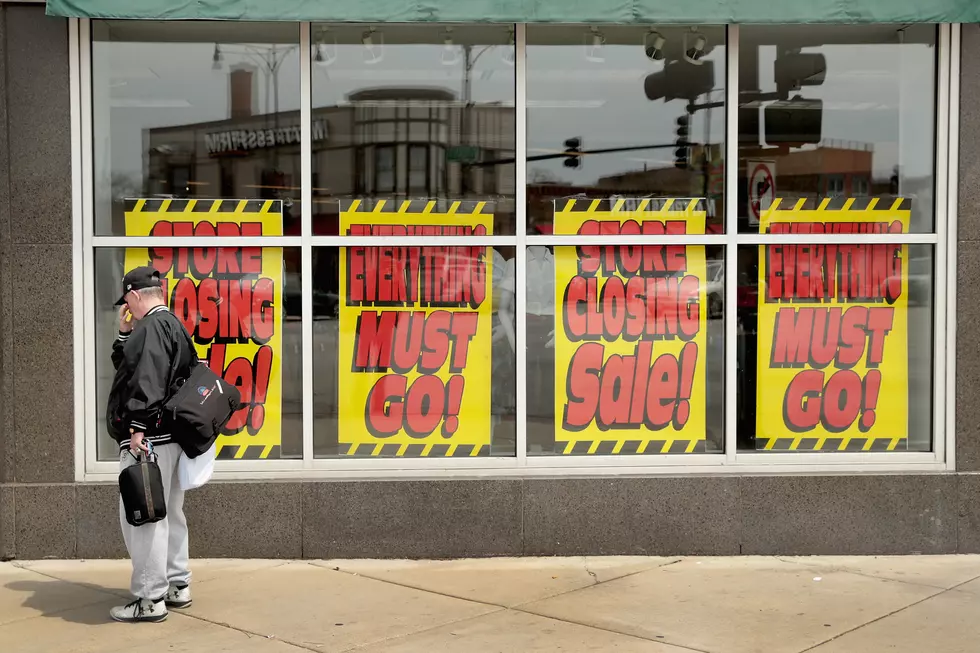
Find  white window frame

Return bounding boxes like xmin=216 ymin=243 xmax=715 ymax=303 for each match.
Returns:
xmin=70 ymin=20 xmax=960 ymax=481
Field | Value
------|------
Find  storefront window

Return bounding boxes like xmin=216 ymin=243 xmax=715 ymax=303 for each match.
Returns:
xmin=526 ymin=25 xmax=727 ymax=234
xmin=528 ymin=240 xmax=726 ymax=455
xmin=313 ymin=245 xmax=517 ymax=457
xmin=736 ymin=242 xmax=934 ymax=453
xmin=83 ymin=22 xmax=950 ymax=472
xmin=94 ymin=243 xmax=304 ymax=462
xmin=736 ymin=25 xmax=938 ymax=453
xmin=737 ymin=25 xmax=936 ymax=232
xmin=91 ymin=21 xmax=305 ymax=463
xmin=310 ymin=24 xmax=517 ymax=236
xmin=92 ymin=21 xmax=302 ymax=236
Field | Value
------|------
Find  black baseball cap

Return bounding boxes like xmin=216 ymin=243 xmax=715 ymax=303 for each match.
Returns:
xmin=114 ymin=266 xmax=163 ymax=306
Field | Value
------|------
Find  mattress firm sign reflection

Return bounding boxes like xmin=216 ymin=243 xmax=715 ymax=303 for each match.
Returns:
xmin=205 ymin=120 xmax=328 ymax=156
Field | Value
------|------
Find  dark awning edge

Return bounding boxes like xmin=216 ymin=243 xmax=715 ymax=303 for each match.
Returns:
xmin=44 ymin=0 xmax=980 ymax=24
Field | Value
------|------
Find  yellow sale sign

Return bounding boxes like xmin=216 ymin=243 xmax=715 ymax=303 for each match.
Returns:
xmin=338 ymin=200 xmax=493 ymax=457
xmin=124 ymin=198 xmax=284 ymax=460
xmin=553 ymin=198 xmax=709 ymax=455
xmin=756 ymin=198 xmax=910 ymax=452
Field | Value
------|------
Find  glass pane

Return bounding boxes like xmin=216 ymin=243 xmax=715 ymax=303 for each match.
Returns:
xmin=408 ymin=145 xmax=430 ymax=194
xmin=526 ymin=25 xmax=727 ymax=235
xmin=311 ymin=24 xmax=517 ymax=235
xmin=375 ymin=145 xmax=397 ymax=194
xmin=529 ymin=243 xmax=725 ymax=455
xmin=314 ymin=246 xmax=517 ymax=457
xmin=95 ymin=246 xmax=303 ymax=461
xmin=92 ymin=21 xmax=302 ymax=236
xmin=736 ymin=242 xmax=934 ymax=452
xmin=737 ymin=25 xmax=937 ymax=233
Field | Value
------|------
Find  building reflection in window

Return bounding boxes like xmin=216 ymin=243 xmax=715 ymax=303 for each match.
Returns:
xmin=311 ymin=24 xmax=517 ymax=236
xmin=93 ymin=21 xmax=303 ymax=237
xmin=526 ymin=25 xmax=727 ymax=234
xmin=736 ymin=25 xmax=937 ymax=233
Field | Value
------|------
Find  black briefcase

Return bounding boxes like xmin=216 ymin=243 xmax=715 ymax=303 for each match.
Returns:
xmin=119 ymin=448 xmax=167 ymax=527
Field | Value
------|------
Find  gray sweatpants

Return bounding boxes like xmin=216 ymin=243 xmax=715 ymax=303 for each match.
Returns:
xmin=119 ymin=443 xmax=191 ymax=600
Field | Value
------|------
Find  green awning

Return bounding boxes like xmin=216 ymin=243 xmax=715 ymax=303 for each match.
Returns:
xmin=45 ymin=0 xmax=980 ymax=24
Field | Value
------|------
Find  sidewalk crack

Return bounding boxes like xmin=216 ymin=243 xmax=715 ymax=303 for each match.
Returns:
xmin=584 ymin=561 xmax=599 ymax=585
xmin=315 ymin=557 xmax=681 ymax=612
xmin=334 ymin=608 xmax=508 ymax=653
xmin=797 ymin=571 xmax=980 ymax=653
xmin=774 ymin=557 xmax=979 ymax=592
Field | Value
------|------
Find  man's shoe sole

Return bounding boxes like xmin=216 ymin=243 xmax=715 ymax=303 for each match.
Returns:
xmin=111 ymin=612 xmax=168 ymax=623
xmin=166 ymin=599 xmax=192 ymax=609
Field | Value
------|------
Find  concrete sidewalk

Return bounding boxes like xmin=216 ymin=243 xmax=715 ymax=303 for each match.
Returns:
xmin=2 ymin=556 xmax=980 ymax=653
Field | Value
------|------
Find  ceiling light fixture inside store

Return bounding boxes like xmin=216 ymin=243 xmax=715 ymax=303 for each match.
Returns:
xmin=362 ymin=28 xmax=384 ymax=65
xmin=211 ymin=44 xmax=223 ymax=71
xmin=441 ymin=27 xmax=462 ymax=66
xmin=315 ymin=29 xmax=337 ymax=66
xmin=684 ymin=28 xmax=707 ymax=65
xmin=644 ymin=30 xmax=666 ymax=61
xmin=585 ymin=27 xmax=605 ymax=63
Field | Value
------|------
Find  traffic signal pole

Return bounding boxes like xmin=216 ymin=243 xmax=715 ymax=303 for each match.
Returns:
xmin=466 ymin=143 xmax=683 ymax=168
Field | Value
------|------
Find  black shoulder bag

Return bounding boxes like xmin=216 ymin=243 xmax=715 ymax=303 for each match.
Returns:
xmin=164 ymin=328 xmax=242 ymax=459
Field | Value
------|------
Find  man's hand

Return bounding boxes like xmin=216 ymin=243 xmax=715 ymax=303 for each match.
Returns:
xmin=118 ymin=304 xmax=133 ymax=334
xmin=129 ymin=431 xmax=149 ymax=454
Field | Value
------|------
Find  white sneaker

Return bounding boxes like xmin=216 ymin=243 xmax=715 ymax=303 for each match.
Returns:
xmin=110 ymin=598 xmax=168 ymax=623
xmin=165 ymin=583 xmax=192 ymax=609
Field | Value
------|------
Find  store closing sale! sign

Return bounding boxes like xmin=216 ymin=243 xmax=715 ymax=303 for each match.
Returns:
xmin=124 ymin=198 xmax=284 ymax=460
xmin=338 ymin=200 xmax=494 ymax=457
xmin=553 ymin=198 xmax=709 ymax=455
xmin=756 ymin=197 xmax=911 ymax=452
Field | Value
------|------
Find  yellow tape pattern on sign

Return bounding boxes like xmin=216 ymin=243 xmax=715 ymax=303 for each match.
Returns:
xmin=338 ymin=199 xmax=494 ymax=457
xmin=554 ymin=198 xmax=706 ymax=231
xmin=124 ymin=198 xmax=284 ymax=460
xmin=756 ymin=197 xmax=911 ymax=452
xmin=342 ymin=199 xmax=492 ymax=230
xmin=126 ymin=198 xmax=284 ymax=214
xmin=761 ymin=196 xmax=910 ymax=215
xmin=552 ymin=198 xmax=709 ymax=455
xmin=336 ymin=443 xmax=490 ymax=457
xmin=553 ymin=439 xmax=707 ymax=455
xmin=755 ymin=437 xmax=907 ymax=452
xmin=215 ymin=444 xmax=282 ymax=460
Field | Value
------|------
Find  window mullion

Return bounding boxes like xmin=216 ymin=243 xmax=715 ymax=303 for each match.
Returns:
xmin=516 ymin=22 xmax=529 ymax=467
xmin=725 ymin=24 xmax=740 ymax=464
xmin=300 ymin=21 xmax=314 ymax=468
xmin=932 ymin=23 xmax=952 ymax=465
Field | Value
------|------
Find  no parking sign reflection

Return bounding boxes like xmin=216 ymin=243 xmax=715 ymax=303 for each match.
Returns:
xmin=747 ymin=160 xmax=775 ymax=228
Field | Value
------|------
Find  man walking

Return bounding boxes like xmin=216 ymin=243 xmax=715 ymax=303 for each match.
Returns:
xmin=106 ymin=266 xmax=194 ymax=623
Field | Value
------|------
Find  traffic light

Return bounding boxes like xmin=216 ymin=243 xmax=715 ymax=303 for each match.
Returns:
xmin=674 ymin=115 xmax=690 ymax=169
xmin=644 ymin=59 xmax=715 ymax=103
xmin=765 ymin=51 xmax=826 ymax=146
xmin=765 ymin=96 xmax=822 ymax=146
xmin=563 ymin=137 xmax=582 ymax=168
xmin=774 ymin=52 xmax=827 ymax=95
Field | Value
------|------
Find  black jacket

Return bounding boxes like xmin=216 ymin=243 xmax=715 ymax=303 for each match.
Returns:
xmin=107 ymin=305 xmax=194 ymax=450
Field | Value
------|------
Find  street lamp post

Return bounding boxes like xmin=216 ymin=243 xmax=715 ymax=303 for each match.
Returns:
xmin=460 ymin=44 xmax=500 ymax=196
xmin=213 ymin=43 xmax=298 ymax=172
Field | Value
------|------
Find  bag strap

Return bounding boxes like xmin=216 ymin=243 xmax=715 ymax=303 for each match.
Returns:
xmin=165 ymin=317 xmax=200 ymax=395
xmin=179 ymin=326 xmax=199 ymax=369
